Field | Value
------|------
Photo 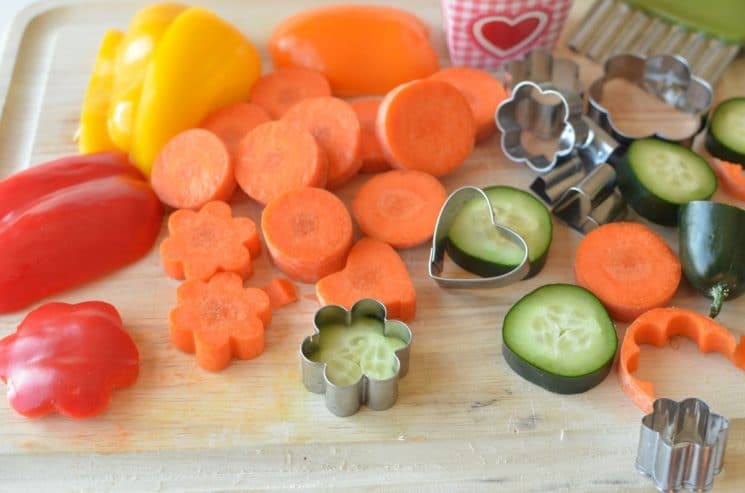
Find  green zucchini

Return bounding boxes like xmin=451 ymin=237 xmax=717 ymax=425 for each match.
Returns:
xmin=617 ymin=138 xmax=717 ymax=225
xmin=679 ymin=200 xmax=745 ymax=318
xmin=446 ymin=185 xmax=552 ymax=278
xmin=502 ymin=284 xmax=617 ymax=394
xmin=705 ymin=97 xmax=745 ymax=166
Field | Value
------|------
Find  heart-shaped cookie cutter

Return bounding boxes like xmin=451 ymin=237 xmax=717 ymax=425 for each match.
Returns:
xmin=428 ymin=186 xmax=530 ymax=288
xmin=587 ymin=53 xmax=714 ymax=147
xmin=637 ymin=398 xmax=729 ymax=493
xmin=300 ymin=298 xmax=412 ymax=417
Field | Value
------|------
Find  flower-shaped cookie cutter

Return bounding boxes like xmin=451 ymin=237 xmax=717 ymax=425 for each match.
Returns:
xmin=300 ymin=298 xmax=412 ymax=417
xmin=496 ymin=80 xmax=586 ymax=174
xmin=637 ymin=398 xmax=729 ymax=493
xmin=504 ymin=49 xmax=583 ymax=98
xmin=588 ymin=53 xmax=714 ymax=148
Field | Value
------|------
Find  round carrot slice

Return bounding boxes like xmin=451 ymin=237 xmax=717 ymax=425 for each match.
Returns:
xmin=261 ymin=187 xmax=353 ymax=283
xmin=234 ymin=120 xmax=327 ymax=205
xmin=574 ymin=222 xmax=682 ymax=322
xmin=429 ymin=67 xmax=508 ymax=142
xmin=282 ymin=96 xmax=362 ymax=189
xmin=377 ymin=79 xmax=475 ymax=176
xmin=150 ymin=128 xmax=235 ymax=210
xmin=249 ymin=67 xmax=332 ymax=119
xmin=199 ymin=102 xmax=271 ymax=157
xmin=352 ymin=169 xmax=447 ymax=248
xmin=710 ymin=158 xmax=745 ymax=201
xmin=351 ymin=98 xmax=391 ymax=173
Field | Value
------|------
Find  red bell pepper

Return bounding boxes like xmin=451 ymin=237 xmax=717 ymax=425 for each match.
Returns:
xmin=0 ymin=301 xmax=139 ymax=418
xmin=0 ymin=152 xmax=162 ymax=313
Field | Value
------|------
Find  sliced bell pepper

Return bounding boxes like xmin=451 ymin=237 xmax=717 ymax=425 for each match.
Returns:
xmin=0 ymin=301 xmax=139 ymax=418
xmin=130 ymin=7 xmax=261 ymax=175
xmin=618 ymin=307 xmax=745 ymax=413
xmin=106 ymin=3 xmax=187 ymax=152
xmin=77 ymin=29 xmax=123 ymax=154
xmin=0 ymin=152 xmax=162 ymax=313
xmin=679 ymin=200 xmax=745 ymax=317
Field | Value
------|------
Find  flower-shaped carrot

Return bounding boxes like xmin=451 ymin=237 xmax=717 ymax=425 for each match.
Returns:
xmin=169 ymin=272 xmax=271 ymax=371
xmin=160 ymin=200 xmax=261 ymax=281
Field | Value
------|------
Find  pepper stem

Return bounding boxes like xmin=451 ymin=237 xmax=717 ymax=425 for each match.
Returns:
xmin=708 ymin=284 xmax=729 ymax=318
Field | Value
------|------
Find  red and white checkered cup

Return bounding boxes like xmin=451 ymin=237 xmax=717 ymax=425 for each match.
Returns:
xmin=441 ymin=0 xmax=573 ymax=69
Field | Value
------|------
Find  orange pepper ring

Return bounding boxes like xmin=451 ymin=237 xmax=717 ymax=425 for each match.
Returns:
xmin=618 ymin=307 xmax=745 ymax=413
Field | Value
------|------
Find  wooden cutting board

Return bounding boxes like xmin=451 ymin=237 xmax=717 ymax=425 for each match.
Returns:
xmin=0 ymin=0 xmax=742 ymax=490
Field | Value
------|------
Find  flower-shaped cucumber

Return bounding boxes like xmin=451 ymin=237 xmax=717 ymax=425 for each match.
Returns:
xmin=300 ymin=298 xmax=412 ymax=416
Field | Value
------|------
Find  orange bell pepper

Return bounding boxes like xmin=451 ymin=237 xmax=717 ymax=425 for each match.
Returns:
xmin=269 ymin=5 xmax=439 ymax=96
xmin=618 ymin=307 xmax=745 ymax=413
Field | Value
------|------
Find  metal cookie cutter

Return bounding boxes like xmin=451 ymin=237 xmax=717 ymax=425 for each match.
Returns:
xmin=504 ymin=49 xmax=584 ymax=97
xmin=637 ymin=398 xmax=729 ymax=492
xmin=497 ymin=51 xmax=587 ymax=174
xmin=568 ymin=0 xmax=741 ymax=86
xmin=588 ymin=53 xmax=714 ymax=147
xmin=536 ymin=118 xmax=628 ymax=233
xmin=496 ymin=81 xmax=584 ymax=173
xmin=429 ymin=186 xmax=530 ymax=288
xmin=300 ymin=298 xmax=412 ymax=417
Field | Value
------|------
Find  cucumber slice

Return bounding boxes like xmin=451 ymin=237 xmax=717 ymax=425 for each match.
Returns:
xmin=617 ymin=138 xmax=716 ymax=225
xmin=308 ymin=317 xmax=407 ymax=385
xmin=446 ymin=185 xmax=552 ymax=277
xmin=502 ymin=284 xmax=617 ymax=394
xmin=706 ymin=97 xmax=745 ymax=165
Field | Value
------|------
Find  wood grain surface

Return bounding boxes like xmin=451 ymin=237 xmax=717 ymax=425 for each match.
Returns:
xmin=0 ymin=0 xmax=743 ymax=491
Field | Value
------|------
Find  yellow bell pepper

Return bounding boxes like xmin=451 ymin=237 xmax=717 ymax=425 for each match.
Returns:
xmin=77 ymin=29 xmax=123 ymax=154
xmin=130 ymin=7 xmax=261 ymax=175
xmin=107 ymin=3 xmax=187 ymax=152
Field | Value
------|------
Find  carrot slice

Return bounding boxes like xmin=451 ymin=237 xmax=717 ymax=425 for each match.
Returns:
xmin=265 ymin=277 xmax=299 ymax=310
xmin=249 ymin=67 xmax=332 ymax=119
xmin=350 ymin=98 xmax=391 ymax=173
xmin=199 ymin=102 xmax=271 ymax=157
xmin=377 ymin=79 xmax=475 ymax=176
xmin=261 ymin=187 xmax=353 ymax=283
xmin=352 ymin=169 xmax=447 ymax=248
xmin=169 ymin=272 xmax=269 ymax=371
xmin=429 ymin=67 xmax=508 ymax=142
xmin=574 ymin=222 xmax=681 ymax=322
xmin=618 ymin=307 xmax=745 ymax=412
xmin=159 ymin=201 xmax=261 ymax=281
xmin=710 ymin=158 xmax=745 ymax=201
xmin=282 ymin=96 xmax=362 ymax=189
xmin=150 ymin=128 xmax=235 ymax=209
xmin=234 ymin=120 xmax=327 ymax=205
xmin=315 ymin=237 xmax=416 ymax=321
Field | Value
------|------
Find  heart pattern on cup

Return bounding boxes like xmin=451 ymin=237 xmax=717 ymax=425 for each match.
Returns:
xmin=471 ymin=11 xmax=550 ymax=58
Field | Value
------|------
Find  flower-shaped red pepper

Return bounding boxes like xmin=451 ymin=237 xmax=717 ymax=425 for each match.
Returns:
xmin=0 ymin=301 xmax=139 ymax=419
xmin=159 ymin=201 xmax=261 ymax=281
xmin=168 ymin=272 xmax=271 ymax=371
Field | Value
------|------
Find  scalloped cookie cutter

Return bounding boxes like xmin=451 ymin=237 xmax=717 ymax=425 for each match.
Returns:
xmin=588 ymin=53 xmax=713 ymax=147
xmin=637 ymin=398 xmax=729 ymax=493
xmin=428 ymin=186 xmax=530 ymax=288
xmin=300 ymin=298 xmax=412 ymax=417
xmin=496 ymin=81 xmax=584 ymax=173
